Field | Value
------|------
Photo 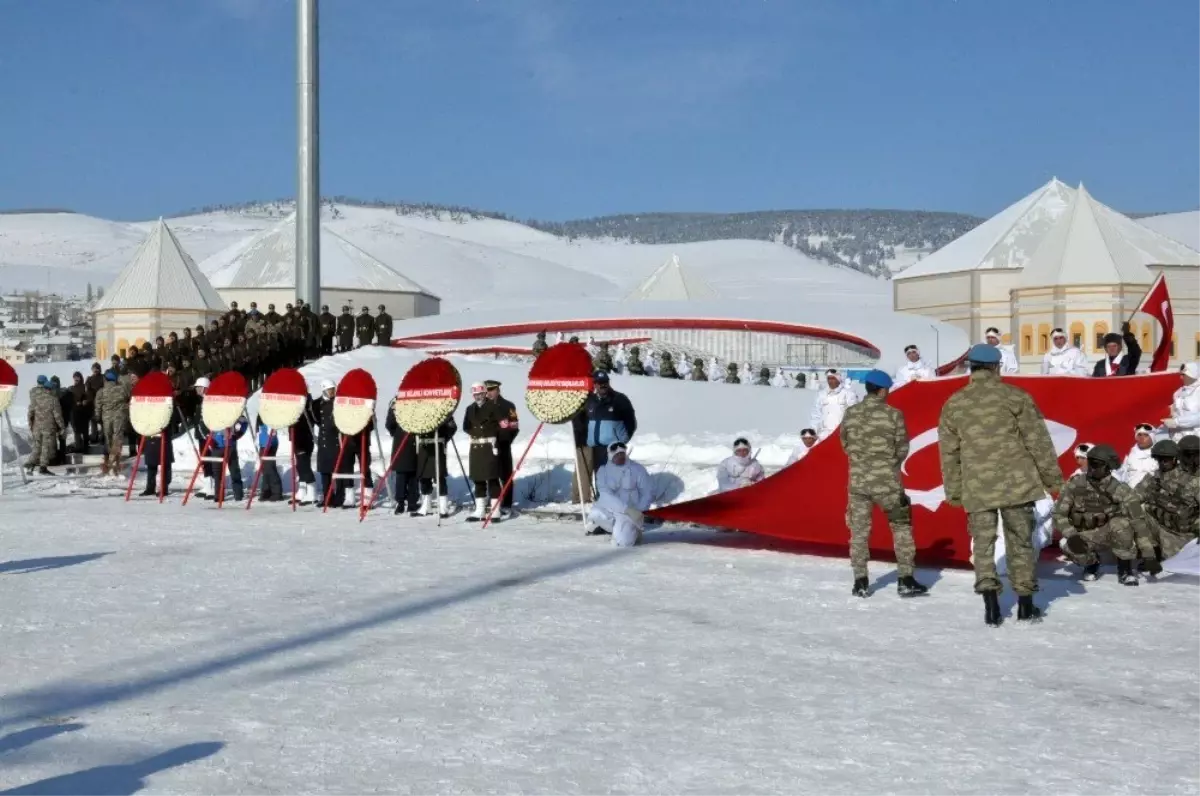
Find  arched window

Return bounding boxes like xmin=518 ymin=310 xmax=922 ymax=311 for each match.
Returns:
xmin=1093 ymin=322 xmax=1109 ymax=352
xmin=1020 ymin=324 xmax=1033 ymax=356
xmin=1037 ymin=323 xmax=1051 ymax=354
xmin=1069 ymin=321 xmax=1086 ymax=350
xmin=116 ymin=337 xmax=130 ymax=357
xmin=1001 ymin=333 xmax=1012 ymax=346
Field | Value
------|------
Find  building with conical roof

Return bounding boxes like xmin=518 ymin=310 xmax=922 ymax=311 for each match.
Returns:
xmin=93 ymin=219 xmax=226 ymax=360
xmin=623 ymin=254 xmax=719 ymax=301
xmin=200 ymin=213 xmax=440 ymax=318
xmin=893 ymin=179 xmax=1199 ymax=371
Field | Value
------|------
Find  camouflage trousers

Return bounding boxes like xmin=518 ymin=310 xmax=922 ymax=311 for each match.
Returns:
xmin=968 ymin=505 xmax=1037 ymax=596
xmin=1062 ymin=517 xmax=1137 ymax=565
xmin=845 ymin=488 xmax=914 ymax=580
xmin=1140 ymin=514 xmax=1194 ymax=560
xmin=101 ymin=416 xmax=126 ymax=472
xmin=27 ymin=429 xmax=58 ymax=467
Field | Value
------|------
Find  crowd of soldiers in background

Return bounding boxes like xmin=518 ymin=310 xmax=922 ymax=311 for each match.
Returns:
xmin=21 ymin=299 xmax=398 ymax=474
xmin=530 ymin=330 xmax=811 ymax=388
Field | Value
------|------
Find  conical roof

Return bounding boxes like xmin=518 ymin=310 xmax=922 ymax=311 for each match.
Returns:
xmin=624 ymin=254 xmax=719 ymax=301
xmin=201 ymin=213 xmax=437 ymax=297
xmin=94 ymin=219 xmax=226 ymax=312
xmin=895 ymin=178 xmax=1075 ymax=280
xmin=1018 ymin=184 xmax=1199 ymax=287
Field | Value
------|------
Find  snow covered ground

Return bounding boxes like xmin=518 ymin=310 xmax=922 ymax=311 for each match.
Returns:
xmin=2 ymin=482 xmax=1198 ymax=794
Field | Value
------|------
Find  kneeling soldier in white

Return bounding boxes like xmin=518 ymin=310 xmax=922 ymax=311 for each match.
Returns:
xmin=586 ymin=442 xmax=653 ymax=547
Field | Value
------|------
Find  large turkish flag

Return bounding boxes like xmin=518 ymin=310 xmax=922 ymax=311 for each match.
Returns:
xmin=649 ymin=373 xmax=1181 ymax=568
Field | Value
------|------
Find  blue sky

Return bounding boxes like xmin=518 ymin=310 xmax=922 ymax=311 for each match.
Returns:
xmin=0 ymin=0 xmax=1196 ymax=221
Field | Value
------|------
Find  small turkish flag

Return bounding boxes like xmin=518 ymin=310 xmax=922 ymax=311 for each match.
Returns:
xmin=649 ymin=373 xmax=1181 ymax=567
xmin=1136 ymin=272 xmax=1174 ymax=373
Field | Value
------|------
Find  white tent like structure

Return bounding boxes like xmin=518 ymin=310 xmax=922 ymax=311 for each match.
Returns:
xmin=1018 ymin=184 xmax=1198 ymax=288
xmin=893 ymin=178 xmax=1200 ymax=371
xmin=201 ymin=213 xmax=440 ymax=318
xmin=93 ymin=219 xmax=226 ymax=360
xmin=624 ymin=254 xmax=719 ymax=301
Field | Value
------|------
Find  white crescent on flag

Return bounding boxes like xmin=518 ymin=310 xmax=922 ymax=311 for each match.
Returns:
xmin=901 ymin=419 xmax=1077 ymax=511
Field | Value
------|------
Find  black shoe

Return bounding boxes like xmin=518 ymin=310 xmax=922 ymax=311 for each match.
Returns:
xmin=585 ymin=527 xmax=610 ymax=536
xmin=1017 ymin=595 xmax=1043 ymax=623
xmin=140 ymin=487 xmax=155 ymax=497
xmin=37 ymin=467 xmax=53 ymax=476
xmin=1139 ymin=557 xmax=1163 ymax=576
xmin=394 ymin=503 xmax=407 ymax=515
xmin=1117 ymin=559 xmax=1139 ymax=586
xmin=851 ymin=577 xmax=870 ymax=598
xmin=1082 ymin=562 xmax=1100 ymax=581
xmin=983 ymin=591 xmax=1003 ymax=627
xmin=897 ymin=575 xmax=929 ymax=598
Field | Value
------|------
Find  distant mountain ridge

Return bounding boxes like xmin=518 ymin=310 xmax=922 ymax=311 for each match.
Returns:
xmin=170 ymin=197 xmax=984 ymax=277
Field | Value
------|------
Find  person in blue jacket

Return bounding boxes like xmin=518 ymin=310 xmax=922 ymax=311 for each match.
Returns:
xmin=255 ymin=415 xmax=284 ymax=502
xmin=208 ymin=417 xmax=249 ymax=502
xmin=574 ymin=370 xmax=637 ymax=473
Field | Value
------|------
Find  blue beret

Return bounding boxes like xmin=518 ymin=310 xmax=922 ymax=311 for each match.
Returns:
xmin=36 ymin=375 xmax=48 ymax=386
xmin=864 ymin=369 xmax=893 ymax=388
xmin=104 ymin=370 xmax=118 ymax=382
xmin=967 ymin=343 xmax=1002 ymax=364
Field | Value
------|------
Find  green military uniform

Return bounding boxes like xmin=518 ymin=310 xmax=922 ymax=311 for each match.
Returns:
xmin=690 ymin=358 xmax=707 ymax=381
xmin=626 ymin=346 xmax=646 ymax=376
xmin=531 ymin=332 xmax=548 ymax=358
xmin=1054 ymin=471 xmax=1143 ymax=567
xmin=755 ymin=367 xmax=771 ymax=386
xmin=26 ymin=383 xmax=65 ymax=470
xmin=1135 ymin=464 xmax=1197 ymax=560
xmin=658 ymin=352 xmax=681 ymax=379
xmin=938 ymin=367 xmax=1061 ymax=597
xmin=593 ymin=342 xmax=614 ymax=373
xmin=375 ymin=306 xmax=393 ymax=347
xmin=724 ymin=363 xmax=740 ymax=384
xmin=95 ymin=378 xmax=131 ymax=474
xmin=840 ymin=391 xmax=915 ymax=581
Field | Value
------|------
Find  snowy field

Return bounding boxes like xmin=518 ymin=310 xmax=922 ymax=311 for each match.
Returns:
xmin=2 ymin=346 xmax=1199 ymax=793
xmin=2 ymin=489 xmax=1198 ymax=794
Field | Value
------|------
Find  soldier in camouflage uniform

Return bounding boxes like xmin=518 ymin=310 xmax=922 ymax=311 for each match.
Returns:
xmin=625 ymin=346 xmax=646 ymax=376
xmin=658 ymin=351 xmax=681 ymax=379
xmin=1137 ymin=439 xmax=1200 ymax=564
xmin=531 ymin=331 xmax=548 ymax=358
xmin=755 ymin=366 xmax=771 ymax=386
xmin=592 ymin=342 xmax=614 ymax=373
xmin=939 ymin=344 xmax=1061 ymax=626
xmin=1054 ymin=443 xmax=1147 ymax=586
xmin=689 ymin=358 xmax=708 ymax=381
xmin=794 ymin=372 xmax=807 ymax=389
xmin=25 ymin=376 xmax=65 ymax=474
xmin=94 ymin=369 xmax=131 ymax=475
xmin=725 ymin=362 xmax=740 ymax=384
xmin=840 ymin=370 xmax=927 ymax=597
xmin=1134 ymin=439 xmax=1198 ymax=566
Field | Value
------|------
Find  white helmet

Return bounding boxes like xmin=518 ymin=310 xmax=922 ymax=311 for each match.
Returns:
xmin=194 ymin=377 xmax=211 ymax=389
xmin=320 ymin=378 xmax=336 ymax=392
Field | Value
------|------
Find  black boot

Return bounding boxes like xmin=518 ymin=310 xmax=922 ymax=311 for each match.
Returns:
xmin=983 ymin=591 xmax=1002 ymax=627
xmin=1081 ymin=562 xmax=1100 ymax=581
xmin=1017 ymin=595 xmax=1043 ymax=623
xmin=1117 ymin=559 xmax=1139 ymax=586
xmin=897 ymin=575 xmax=929 ymax=598
xmin=1139 ymin=557 xmax=1163 ymax=576
xmin=851 ymin=577 xmax=870 ymax=598
xmin=37 ymin=466 xmax=53 ymax=476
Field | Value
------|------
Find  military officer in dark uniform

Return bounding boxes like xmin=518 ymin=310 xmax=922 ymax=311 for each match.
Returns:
xmin=486 ymin=379 xmax=520 ymax=516
xmin=265 ymin=303 xmax=281 ymax=325
xmin=319 ymin=304 xmax=337 ymax=357
xmin=463 ymin=382 xmax=504 ymax=521
xmin=375 ymin=305 xmax=393 ymax=347
xmin=337 ymin=305 xmax=355 ymax=353
xmin=356 ymin=306 xmax=375 ymax=348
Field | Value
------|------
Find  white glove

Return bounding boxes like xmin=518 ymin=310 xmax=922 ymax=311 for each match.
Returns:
xmin=1162 ymin=418 xmax=1179 ymax=430
xmin=625 ymin=506 xmax=644 ymax=527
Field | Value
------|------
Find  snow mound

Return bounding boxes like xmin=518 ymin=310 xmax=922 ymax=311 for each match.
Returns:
xmin=1138 ymin=210 xmax=1200 ymax=252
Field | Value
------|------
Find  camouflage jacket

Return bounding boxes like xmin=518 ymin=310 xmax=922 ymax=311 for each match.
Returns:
xmin=1137 ymin=467 xmax=1200 ymax=536
xmin=27 ymin=385 xmax=65 ymax=433
xmin=1054 ymin=473 xmax=1148 ymax=536
xmin=938 ymin=368 xmax=1061 ymax=513
xmin=840 ymin=392 xmax=908 ymax=494
xmin=95 ymin=381 xmax=131 ymax=424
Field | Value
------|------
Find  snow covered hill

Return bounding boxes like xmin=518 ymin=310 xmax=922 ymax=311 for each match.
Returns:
xmin=0 ymin=204 xmax=885 ymax=312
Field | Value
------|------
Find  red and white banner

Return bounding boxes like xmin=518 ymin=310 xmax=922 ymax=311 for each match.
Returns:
xmin=1135 ymin=272 xmax=1174 ymax=373
xmin=527 ymin=377 xmax=593 ymax=391
xmin=649 ymin=373 xmax=1181 ymax=567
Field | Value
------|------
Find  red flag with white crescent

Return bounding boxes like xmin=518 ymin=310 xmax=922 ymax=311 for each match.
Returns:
xmin=648 ymin=374 xmax=1181 ymax=567
xmin=1135 ymin=272 xmax=1174 ymax=373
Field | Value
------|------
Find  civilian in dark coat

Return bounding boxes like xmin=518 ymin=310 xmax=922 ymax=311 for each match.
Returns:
xmin=314 ymin=391 xmax=352 ymax=508
xmin=67 ymin=372 xmax=91 ymax=452
xmin=291 ymin=396 xmax=317 ymax=503
xmin=1092 ymin=323 xmax=1142 ymax=377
